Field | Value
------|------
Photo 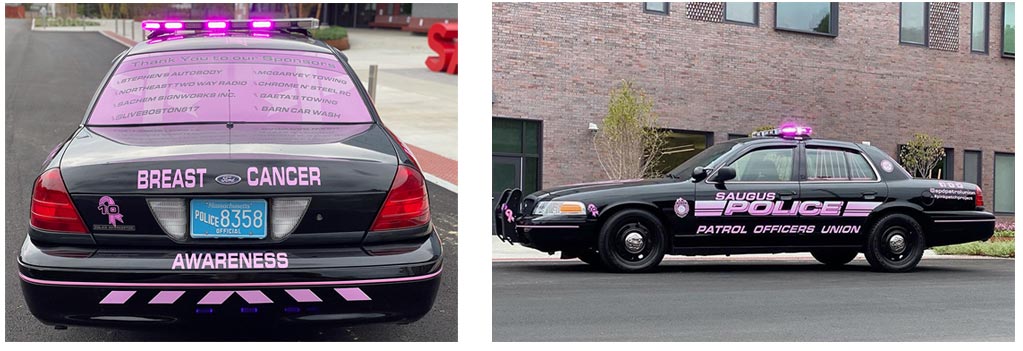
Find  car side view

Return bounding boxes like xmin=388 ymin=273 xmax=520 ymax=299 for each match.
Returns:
xmin=19 ymin=18 xmax=442 ymax=329
xmin=495 ymin=125 xmax=995 ymax=273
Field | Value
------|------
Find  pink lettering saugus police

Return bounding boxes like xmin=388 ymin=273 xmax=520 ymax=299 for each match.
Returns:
xmin=171 ymin=252 xmax=288 ymax=270
xmin=697 ymin=192 xmax=880 ymax=217
xmin=137 ymin=166 xmax=322 ymax=189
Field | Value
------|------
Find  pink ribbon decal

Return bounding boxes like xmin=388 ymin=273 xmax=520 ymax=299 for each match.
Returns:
xmin=587 ymin=204 xmax=599 ymax=217
xmin=97 ymin=196 xmax=124 ymax=227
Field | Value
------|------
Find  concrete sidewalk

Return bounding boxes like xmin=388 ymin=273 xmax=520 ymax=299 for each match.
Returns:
xmin=38 ymin=23 xmax=459 ymax=191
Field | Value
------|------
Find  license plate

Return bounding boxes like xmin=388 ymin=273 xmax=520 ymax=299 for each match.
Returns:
xmin=190 ymin=199 xmax=267 ymax=239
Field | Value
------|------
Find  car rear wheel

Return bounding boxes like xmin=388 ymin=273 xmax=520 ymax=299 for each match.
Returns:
xmin=810 ymin=248 xmax=858 ymax=266
xmin=864 ymin=213 xmax=925 ymax=273
xmin=597 ymin=209 xmax=666 ymax=273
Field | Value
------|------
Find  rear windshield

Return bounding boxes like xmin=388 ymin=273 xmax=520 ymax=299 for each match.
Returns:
xmin=87 ymin=49 xmax=372 ymax=125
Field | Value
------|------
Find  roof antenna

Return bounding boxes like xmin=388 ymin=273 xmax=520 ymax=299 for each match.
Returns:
xmin=226 ymin=89 xmax=234 ymax=129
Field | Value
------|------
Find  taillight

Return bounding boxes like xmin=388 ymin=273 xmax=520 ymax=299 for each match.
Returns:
xmin=30 ymin=169 xmax=87 ymax=233
xmin=370 ymin=166 xmax=430 ymax=231
xmin=976 ymin=187 xmax=984 ymax=208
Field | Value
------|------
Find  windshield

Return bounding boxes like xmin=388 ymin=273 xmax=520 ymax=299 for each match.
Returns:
xmin=87 ymin=49 xmax=372 ymax=125
xmin=667 ymin=140 xmax=742 ymax=179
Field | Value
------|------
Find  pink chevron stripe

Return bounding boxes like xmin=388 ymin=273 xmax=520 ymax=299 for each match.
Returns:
xmin=149 ymin=291 xmax=185 ymax=304
xmin=197 ymin=291 xmax=233 ymax=305
xmin=285 ymin=289 xmax=322 ymax=303
xmin=236 ymin=290 xmax=273 ymax=304
xmin=100 ymin=290 xmax=135 ymax=304
xmin=335 ymin=287 xmax=371 ymax=301
xmin=19 ymin=268 xmax=441 ymax=288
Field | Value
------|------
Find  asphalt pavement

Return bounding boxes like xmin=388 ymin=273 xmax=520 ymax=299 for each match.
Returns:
xmin=493 ymin=258 xmax=1014 ymax=341
xmin=5 ymin=19 xmax=457 ymax=341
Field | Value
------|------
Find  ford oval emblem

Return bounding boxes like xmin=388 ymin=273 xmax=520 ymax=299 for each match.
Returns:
xmin=215 ymin=174 xmax=242 ymax=186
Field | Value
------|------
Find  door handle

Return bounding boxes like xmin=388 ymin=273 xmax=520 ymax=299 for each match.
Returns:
xmin=778 ymin=191 xmax=796 ymax=201
xmin=861 ymin=191 xmax=877 ymax=200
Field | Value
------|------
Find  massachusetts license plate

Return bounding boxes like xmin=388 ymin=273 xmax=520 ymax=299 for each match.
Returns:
xmin=190 ymin=199 xmax=268 ymax=239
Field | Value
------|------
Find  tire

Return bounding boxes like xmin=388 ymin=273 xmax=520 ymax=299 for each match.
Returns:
xmin=597 ymin=209 xmax=667 ymax=273
xmin=810 ymin=248 xmax=858 ymax=266
xmin=578 ymin=249 xmax=604 ymax=267
xmin=863 ymin=213 xmax=926 ymax=273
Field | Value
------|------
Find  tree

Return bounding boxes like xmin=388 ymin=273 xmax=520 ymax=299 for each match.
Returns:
xmin=898 ymin=133 xmax=946 ymax=178
xmin=592 ymin=80 xmax=667 ymax=180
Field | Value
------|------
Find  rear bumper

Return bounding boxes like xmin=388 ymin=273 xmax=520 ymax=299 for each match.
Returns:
xmin=18 ymin=231 xmax=443 ymax=329
xmin=924 ymin=211 xmax=997 ymax=247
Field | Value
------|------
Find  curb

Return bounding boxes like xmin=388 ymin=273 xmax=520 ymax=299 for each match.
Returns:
xmin=492 ymin=254 xmax=1014 ymax=263
xmin=94 ymin=31 xmax=460 ymax=193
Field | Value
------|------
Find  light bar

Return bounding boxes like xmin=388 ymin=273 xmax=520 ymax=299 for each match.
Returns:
xmin=751 ymin=124 xmax=813 ymax=139
xmin=141 ymin=18 xmax=319 ymax=32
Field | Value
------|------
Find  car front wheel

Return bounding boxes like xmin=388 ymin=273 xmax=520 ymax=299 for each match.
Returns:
xmin=864 ymin=213 xmax=925 ymax=273
xmin=597 ymin=209 xmax=667 ymax=273
xmin=810 ymin=248 xmax=858 ymax=267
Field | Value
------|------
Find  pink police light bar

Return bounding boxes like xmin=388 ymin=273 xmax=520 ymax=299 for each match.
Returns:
xmin=141 ymin=18 xmax=318 ymax=33
xmin=751 ymin=124 xmax=813 ymax=139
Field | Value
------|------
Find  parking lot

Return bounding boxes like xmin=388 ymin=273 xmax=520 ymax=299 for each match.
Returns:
xmin=5 ymin=19 xmax=457 ymax=341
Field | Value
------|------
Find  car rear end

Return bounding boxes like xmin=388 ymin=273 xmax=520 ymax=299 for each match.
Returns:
xmin=19 ymin=19 xmax=442 ymax=329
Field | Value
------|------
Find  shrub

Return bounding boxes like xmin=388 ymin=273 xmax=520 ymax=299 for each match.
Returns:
xmin=311 ymin=26 xmax=348 ymax=41
xmin=592 ymin=80 xmax=666 ymax=180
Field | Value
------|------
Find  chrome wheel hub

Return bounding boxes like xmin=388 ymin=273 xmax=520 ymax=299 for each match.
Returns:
xmin=623 ymin=232 xmax=645 ymax=253
xmin=888 ymin=234 xmax=907 ymax=254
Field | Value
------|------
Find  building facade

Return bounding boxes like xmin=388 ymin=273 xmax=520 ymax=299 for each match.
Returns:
xmin=492 ymin=2 xmax=1015 ymax=217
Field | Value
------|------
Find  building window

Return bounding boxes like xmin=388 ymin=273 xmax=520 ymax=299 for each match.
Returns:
xmin=725 ymin=2 xmax=758 ymax=25
xmin=775 ymin=2 xmax=838 ymax=36
xmin=972 ymin=3 xmax=989 ymax=53
xmin=897 ymin=145 xmax=953 ymax=179
xmin=653 ymin=130 xmax=713 ymax=176
xmin=1003 ymin=2 xmax=1014 ymax=57
xmin=900 ymin=2 xmax=929 ymax=45
xmin=644 ymin=2 xmax=669 ymax=15
xmin=492 ymin=118 xmax=542 ymax=202
xmin=994 ymin=153 xmax=1014 ymax=213
xmin=963 ymin=150 xmax=982 ymax=185
xmin=728 ymin=133 xmax=749 ymax=140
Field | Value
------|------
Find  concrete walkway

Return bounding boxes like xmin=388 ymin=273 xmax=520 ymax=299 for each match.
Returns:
xmin=37 ymin=22 xmax=459 ymax=191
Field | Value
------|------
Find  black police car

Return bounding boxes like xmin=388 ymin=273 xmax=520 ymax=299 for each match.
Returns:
xmin=495 ymin=125 xmax=995 ymax=273
xmin=19 ymin=19 xmax=441 ymax=329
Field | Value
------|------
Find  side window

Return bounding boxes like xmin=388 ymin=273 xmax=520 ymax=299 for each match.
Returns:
xmin=847 ymin=152 xmax=878 ymax=180
xmin=729 ymin=148 xmax=794 ymax=182
xmin=806 ymin=147 xmax=878 ymax=181
xmin=806 ymin=148 xmax=848 ymax=180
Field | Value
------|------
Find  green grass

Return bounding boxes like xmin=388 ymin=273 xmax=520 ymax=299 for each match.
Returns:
xmin=311 ymin=26 xmax=348 ymax=41
xmin=933 ymin=239 xmax=1015 ymax=258
xmin=36 ymin=17 xmax=100 ymax=27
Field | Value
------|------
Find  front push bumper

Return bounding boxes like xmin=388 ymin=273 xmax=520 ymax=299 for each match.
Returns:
xmin=18 ymin=231 xmax=443 ymax=329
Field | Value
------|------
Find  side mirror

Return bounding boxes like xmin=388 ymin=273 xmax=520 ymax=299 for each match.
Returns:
xmin=710 ymin=167 xmax=737 ymax=183
xmin=691 ymin=167 xmax=708 ymax=182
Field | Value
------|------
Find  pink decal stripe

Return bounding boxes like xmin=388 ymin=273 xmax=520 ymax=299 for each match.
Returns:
xmin=335 ymin=287 xmax=371 ymax=301
xmin=236 ymin=290 xmax=273 ymax=304
xmin=197 ymin=291 xmax=234 ymax=305
xmin=100 ymin=290 xmax=136 ymax=304
xmin=19 ymin=268 xmax=441 ymax=288
xmin=845 ymin=202 xmax=882 ymax=210
xmin=149 ymin=290 xmax=185 ymax=304
xmin=286 ymin=289 xmax=322 ymax=303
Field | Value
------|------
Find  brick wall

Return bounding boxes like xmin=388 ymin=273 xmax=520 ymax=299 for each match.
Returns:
xmin=492 ymin=2 xmax=1014 ymax=218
